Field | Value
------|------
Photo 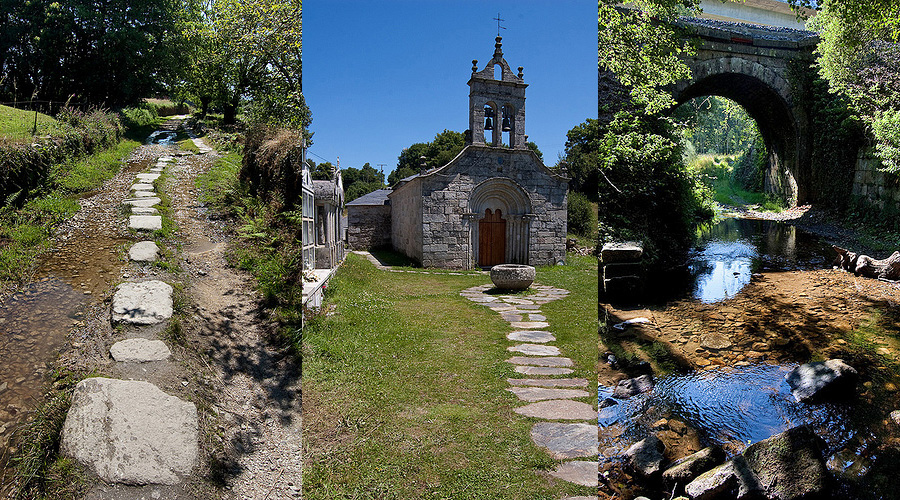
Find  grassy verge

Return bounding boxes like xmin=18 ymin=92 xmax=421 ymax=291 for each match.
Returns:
xmin=301 ymin=253 xmax=596 ymax=499
xmin=0 ymin=139 xmax=140 ymax=285
xmin=688 ymin=154 xmax=783 ymax=212
xmin=0 ymin=105 xmax=57 ymax=141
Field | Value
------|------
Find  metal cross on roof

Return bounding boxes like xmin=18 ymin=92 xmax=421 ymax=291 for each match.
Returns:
xmin=493 ymin=13 xmax=505 ymax=37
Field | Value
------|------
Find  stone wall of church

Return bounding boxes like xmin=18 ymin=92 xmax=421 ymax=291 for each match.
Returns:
xmin=419 ymin=145 xmax=567 ymax=268
xmin=347 ymin=205 xmax=392 ymax=250
xmin=390 ymin=181 xmax=424 ymax=263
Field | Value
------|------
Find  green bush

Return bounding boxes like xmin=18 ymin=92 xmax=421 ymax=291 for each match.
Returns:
xmin=567 ymin=191 xmax=597 ymax=238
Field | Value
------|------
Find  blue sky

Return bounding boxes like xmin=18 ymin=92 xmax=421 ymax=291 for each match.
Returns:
xmin=304 ymin=1 xmax=597 ymax=177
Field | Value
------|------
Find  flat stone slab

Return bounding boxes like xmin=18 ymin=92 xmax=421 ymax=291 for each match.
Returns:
xmin=131 ymin=207 xmax=159 ymax=215
xmin=507 ymin=330 xmax=556 ymax=343
xmin=507 ymin=378 xmax=588 ymax=388
xmin=507 ymin=356 xmax=573 ymax=367
xmin=514 ymin=399 xmax=596 ymax=419
xmin=509 ymin=321 xmax=550 ymax=329
xmin=530 ymin=422 xmax=598 ymax=459
xmin=515 ymin=366 xmax=573 ymax=376
xmin=136 ymin=173 xmax=160 ymax=182
xmin=508 ymin=387 xmax=591 ymax=402
xmin=158 ymin=156 xmax=175 ymax=162
xmin=131 ymin=183 xmax=155 ymax=191
xmin=129 ymin=241 xmax=159 ymax=262
xmin=124 ymin=197 xmax=161 ymax=208
xmin=110 ymin=338 xmax=171 ymax=362
xmin=60 ymin=377 xmax=198 ymax=485
xmin=550 ymin=461 xmax=599 ymax=487
xmin=507 ymin=344 xmax=561 ymax=356
xmin=112 ymin=281 xmax=173 ymax=325
xmin=132 ymin=190 xmax=157 ymax=198
xmin=129 ymin=215 xmax=162 ymax=231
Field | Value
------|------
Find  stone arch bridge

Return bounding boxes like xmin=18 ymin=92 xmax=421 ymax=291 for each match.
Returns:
xmin=671 ymin=17 xmax=820 ymax=206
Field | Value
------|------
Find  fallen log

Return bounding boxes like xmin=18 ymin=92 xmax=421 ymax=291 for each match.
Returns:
xmin=833 ymin=245 xmax=900 ymax=280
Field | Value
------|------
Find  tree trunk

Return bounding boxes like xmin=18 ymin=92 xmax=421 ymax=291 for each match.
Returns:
xmin=833 ymin=246 xmax=900 ymax=280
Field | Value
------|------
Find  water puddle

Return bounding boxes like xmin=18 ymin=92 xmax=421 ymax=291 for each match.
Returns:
xmin=0 ymin=279 xmax=87 ymax=443
xmin=686 ymin=218 xmax=833 ymax=302
xmin=148 ymin=130 xmax=176 ymax=145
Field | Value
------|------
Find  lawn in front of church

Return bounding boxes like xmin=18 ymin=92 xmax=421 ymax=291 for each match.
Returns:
xmin=301 ymin=252 xmax=597 ymax=499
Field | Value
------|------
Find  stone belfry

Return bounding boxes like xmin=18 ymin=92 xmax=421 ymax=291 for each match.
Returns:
xmin=468 ymin=36 xmax=528 ymax=149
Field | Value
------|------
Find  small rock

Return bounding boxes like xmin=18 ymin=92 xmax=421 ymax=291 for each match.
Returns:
xmin=624 ymin=435 xmax=665 ymax=478
xmin=785 ymin=359 xmax=858 ymax=403
xmin=890 ymin=410 xmax=900 ymax=426
xmin=663 ymin=446 xmax=726 ymax=491
xmin=613 ymin=374 xmax=654 ymax=399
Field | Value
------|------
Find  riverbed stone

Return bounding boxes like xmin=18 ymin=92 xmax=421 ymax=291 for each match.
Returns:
xmin=785 ymin=359 xmax=858 ymax=403
xmin=133 ymin=190 xmax=157 ymax=198
xmin=136 ymin=173 xmax=160 ymax=182
xmin=506 ymin=356 xmax=573 ymax=367
xmin=507 ymin=387 xmax=591 ymax=402
xmin=131 ymin=183 xmax=155 ymax=191
xmin=743 ymin=425 xmax=827 ymax=500
xmin=111 ymin=281 xmax=173 ymax=325
xmin=110 ymin=338 xmax=171 ymax=362
xmin=506 ymin=378 xmax=587 ymax=388
xmin=549 ymin=460 xmax=598 ymax=487
xmin=625 ymin=435 xmax=665 ymax=478
xmin=129 ymin=241 xmax=159 ymax=262
xmin=530 ymin=422 xmax=597 ymax=459
xmin=662 ymin=445 xmax=726 ymax=490
xmin=684 ymin=456 xmax=761 ymax=500
xmin=613 ymin=374 xmax=654 ymax=399
xmin=514 ymin=366 xmax=574 ymax=376
xmin=513 ymin=399 xmax=596 ymax=419
xmin=506 ymin=330 xmax=556 ymax=343
xmin=700 ymin=332 xmax=733 ymax=350
xmin=131 ymin=207 xmax=159 ymax=215
xmin=601 ymin=241 xmax=643 ymax=263
xmin=60 ymin=377 xmax=198 ymax=485
xmin=507 ymin=344 xmax=561 ymax=356
xmin=129 ymin=215 xmax=162 ymax=231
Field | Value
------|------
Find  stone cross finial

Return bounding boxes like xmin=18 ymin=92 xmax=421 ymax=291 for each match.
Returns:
xmin=493 ymin=13 xmax=505 ymax=37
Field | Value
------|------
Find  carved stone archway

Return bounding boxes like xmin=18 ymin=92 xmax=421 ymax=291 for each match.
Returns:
xmin=469 ymin=177 xmax=532 ymax=266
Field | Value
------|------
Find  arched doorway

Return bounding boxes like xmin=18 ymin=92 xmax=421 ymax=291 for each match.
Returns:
xmin=469 ymin=177 xmax=532 ymax=267
xmin=478 ymin=208 xmax=506 ymax=267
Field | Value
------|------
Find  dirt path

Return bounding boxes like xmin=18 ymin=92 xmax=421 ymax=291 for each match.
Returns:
xmin=3 ymin=119 xmax=300 ymax=498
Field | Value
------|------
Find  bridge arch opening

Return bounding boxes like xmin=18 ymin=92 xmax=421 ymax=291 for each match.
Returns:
xmin=674 ymin=70 xmax=804 ymax=205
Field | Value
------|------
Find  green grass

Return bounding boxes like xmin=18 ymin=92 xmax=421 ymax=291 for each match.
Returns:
xmin=0 ymin=104 xmax=57 ymax=141
xmin=301 ymin=253 xmax=597 ymax=499
xmin=177 ymin=138 xmax=200 ymax=153
xmin=688 ymin=154 xmax=783 ymax=212
xmin=150 ymin=172 xmax=178 ymax=240
xmin=196 ymin=152 xmax=243 ymax=208
xmin=0 ymin=138 xmax=139 ymax=285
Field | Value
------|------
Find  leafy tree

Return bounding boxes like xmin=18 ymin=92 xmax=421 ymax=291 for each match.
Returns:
xmin=342 ymin=162 xmax=385 ymax=201
xmin=388 ymin=130 xmax=465 ymax=186
xmin=558 ymin=119 xmax=599 ymax=200
xmin=310 ymin=161 xmax=335 ymax=181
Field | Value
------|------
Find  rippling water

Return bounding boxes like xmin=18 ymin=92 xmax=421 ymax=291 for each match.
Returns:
xmin=599 ymin=363 xmax=855 ymax=456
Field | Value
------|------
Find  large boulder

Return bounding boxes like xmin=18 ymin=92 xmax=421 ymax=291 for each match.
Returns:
xmin=663 ymin=445 xmax=726 ymax=491
xmin=684 ymin=455 xmax=761 ymax=500
xmin=785 ymin=359 xmax=858 ymax=403
xmin=624 ymin=434 xmax=665 ymax=479
xmin=60 ymin=377 xmax=198 ymax=485
xmin=743 ymin=425 xmax=828 ymax=500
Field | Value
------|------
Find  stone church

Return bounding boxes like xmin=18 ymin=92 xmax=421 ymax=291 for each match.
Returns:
xmin=351 ymin=37 xmax=568 ymax=269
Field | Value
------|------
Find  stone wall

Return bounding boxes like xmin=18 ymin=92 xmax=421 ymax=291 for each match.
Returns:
xmin=390 ymin=180 xmax=423 ymax=263
xmin=852 ymin=151 xmax=900 ymax=210
xmin=347 ymin=205 xmax=391 ymax=250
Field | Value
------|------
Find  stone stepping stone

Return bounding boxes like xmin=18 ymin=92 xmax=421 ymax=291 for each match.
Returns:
xmin=465 ymin=295 xmax=497 ymax=303
xmin=488 ymin=304 xmax=516 ymax=312
xmin=149 ymin=167 xmax=165 ymax=173
xmin=515 ymin=366 xmax=573 ymax=376
xmin=507 ymin=344 xmax=561 ymax=356
xmin=132 ymin=190 xmax=157 ymax=198
xmin=503 ymin=298 xmax=534 ymax=305
xmin=132 ymin=207 xmax=159 ymax=215
xmin=530 ymin=422 xmax=598 ymax=459
xmin=129 ymin=215 xmax=162 ymax=231
xmin=507 ymin=356 xmax=573 ymax=367
xmin=514 ymin=399 xmax=596 ymax=420
xmin=550 ymin=461 xmax=599 ymax=487
xmin=112 ymin=280 xmax=173 ymax=325
xmin=110 ymin=338 xmax=171 ymax=362
xmin=515 ymin=304 xmax=542 ymax=310
xmin=507 ymin=330 xmax=556 ymax=343
xmin=526 ymin=313 xmax=547 ymax=322
xmin=507 ymin=378 xmax=588 ymax=388
xmin=60 ymin=377 xmax=197 ymax=485
xmin=510 ymin=321 xmax=550 ymax=329
xmin=136 ymin=173 xmax=160 ymax=182
xmin=501 ymin=312 xmax=523 ymax=322
xmin=129 ymin=241 xmax=159 ymax=262
xmin=508 ymin=387 xmax=591 ymax=403
xmin=561 ymin=497 xmax=597 ymax=500
xmin=131 ymin=183 xmax=154 ymax=191
xmin=124 ymin=197 xmax=161 ymax=208
xmin=159 ymin=156 xmax=174 ymax=162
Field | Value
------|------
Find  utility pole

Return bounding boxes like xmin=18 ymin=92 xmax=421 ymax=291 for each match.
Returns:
xmin=377 ymin=164 xmax=387 ymax=188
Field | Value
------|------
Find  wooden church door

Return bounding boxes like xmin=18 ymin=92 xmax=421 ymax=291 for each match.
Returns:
xmin=478 ymin=208 xmax=506 ymax=267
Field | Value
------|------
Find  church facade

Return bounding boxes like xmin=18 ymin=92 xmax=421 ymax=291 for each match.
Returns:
xmin=357 ymin=37 xmax=568 ymax=269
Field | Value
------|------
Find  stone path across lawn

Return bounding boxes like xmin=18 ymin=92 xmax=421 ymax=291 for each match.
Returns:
xmin=460 ymin=283 xmax=598 ymax=495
